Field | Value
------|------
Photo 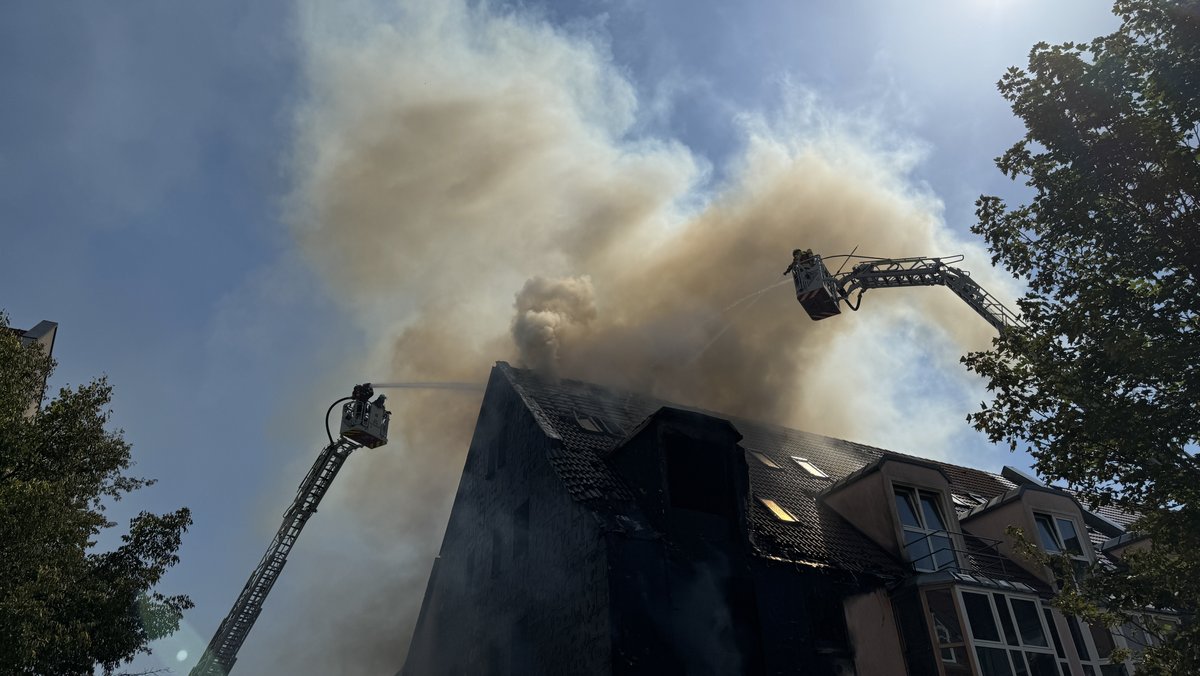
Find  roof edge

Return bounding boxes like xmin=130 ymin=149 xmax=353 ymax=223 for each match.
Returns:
xmin=493 ymin=361 xmax=563 ymax=443
xmin=820 ymin=452 xmax=952 ymax=500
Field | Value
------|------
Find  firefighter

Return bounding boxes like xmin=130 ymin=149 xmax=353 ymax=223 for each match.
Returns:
xmin=783 ymin=248 xmax=814 ymax=276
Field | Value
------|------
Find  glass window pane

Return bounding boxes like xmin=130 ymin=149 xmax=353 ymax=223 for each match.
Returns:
xmin=749 ymin=451 xmax=781 ymax=469
xmin=1082 ymin=666 xmax=1097 ymax=676
xmin=1055 ymin=518 xmax=1083 ymax=555
xmin=941 ymin=646 xmax=973 ymax=675
xmin=964 ymin=592 xmax=1002 ymax=642
xmin=1044 ymin=609 xmax=1066 ymax=658
xmin=976 ymin=646 xmax=1015 ymax=676
xmin=1026 ymin=652 xmax=1059 ymax=676
xmin=757 ymin=497 xmax=797 ymax=522
xmin=995 ymin=594 xmax=1019 ymax=645
xmin=1011 ymin=598 xmax=1049 ymax=648
xmin=792 ymin=456 xmax=829 ymax=478
xmin=1089 ymin=623 xmax=1115 ymax=659
xmin=920 ymin=491 xmax=947 ymax=530
xmin=1098 ymin=666 xmax=1127 ymax=676
xmin=895 ymin=489 xmax=920 ymax=527
xmin=925 ymin=589 xmax=964 ymax=644
xmin=1011 ymin=650 xmax=1030 ymax=676
xmin=905 ymin=529 xmax=933 ymax=570
xmin=1068 ymin=618 xmax=1091 ymax=661
xmin=931 ymin=534 xmax=956 ymax=570
xmin=1034 ymin=514 xmax=1062 ymax=553
xmin=1122 ymin=622 xmax=1151 ymax=662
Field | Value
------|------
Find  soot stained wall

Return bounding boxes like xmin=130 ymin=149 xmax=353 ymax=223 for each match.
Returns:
xmin=402 ymin=380 xmax=609 ymax=675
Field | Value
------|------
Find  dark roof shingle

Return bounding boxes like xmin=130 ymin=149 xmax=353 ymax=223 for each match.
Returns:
xmin=496 ymin=363 xmax=1058 ymax=582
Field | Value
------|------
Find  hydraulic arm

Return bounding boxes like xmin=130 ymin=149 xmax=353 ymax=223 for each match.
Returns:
xmin=785 ymin=250 xmax=1022 ymax=334
xmin=190 ymin=385 xmax=390 ymax=676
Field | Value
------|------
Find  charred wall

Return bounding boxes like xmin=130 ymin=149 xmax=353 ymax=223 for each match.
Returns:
xmin=401 ymin=375 xmax=610 ymax=675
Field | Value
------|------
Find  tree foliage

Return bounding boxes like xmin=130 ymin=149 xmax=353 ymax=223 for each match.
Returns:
xmin=0 ymin=313 xmax=192 ymax=675
xmin=966 ymin=0 xmax=1199 ymax=671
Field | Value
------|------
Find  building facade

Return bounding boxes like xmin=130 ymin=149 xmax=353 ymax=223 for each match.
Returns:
xmin=5 ymin=319 xmax=57 ymax=417
xmin=402 ymin=363 xmax=1171 ymax=676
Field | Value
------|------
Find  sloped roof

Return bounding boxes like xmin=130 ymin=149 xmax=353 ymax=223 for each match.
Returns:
xmin=495 ymin=362 xmax=1031 ymax=580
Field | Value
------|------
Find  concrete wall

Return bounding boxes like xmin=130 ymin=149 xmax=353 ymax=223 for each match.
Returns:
xmin=402 ymin=376 xmax=610 ymax=675
xmin=845 ymin=588 xmax=906 ymax=676
xmin=823 ymin=470 xmax=898 ymax=559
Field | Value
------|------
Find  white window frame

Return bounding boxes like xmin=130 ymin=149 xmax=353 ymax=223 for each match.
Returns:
xmin=1067 ymin=616 xmax=1127 ymax=676
xmin=956 ymin=588 xmax=1061 ymax=676
xmin=894 ymin=484 xmax=958 ymax=572
xmin=921 ymin=586 xmax=974 ymax=676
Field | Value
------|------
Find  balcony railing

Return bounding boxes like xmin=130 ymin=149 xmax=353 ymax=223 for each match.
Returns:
xmin=906 ymin=529 xmax=1024 ymax=582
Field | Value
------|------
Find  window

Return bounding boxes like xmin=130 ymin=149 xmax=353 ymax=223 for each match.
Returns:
xmin=1033 ymin=513 xmax=1089 ymax=580
xmin=1120 ymin=614 xmax=1178 ymax=667
xmin=952 ymin=493 xmax=984 ymax=509
xmin=960 ymin=590 xmax=1061 ymax=676
xmin=1043 ymin=607 xmax=1071 ymax=675
xmin=664 ymin=432 xmax=734 ymax=517
xmin=757 ymin=496 xmax=798 ymax=522
xmin=573 ymin=409 xmax=617 ymax=435
xmin=1068 ymin=617 xmax=1126 ymax=676
xmin=791 ymin=456 xmax=829 ymax=478
xmin=749 ymin=450 xmax=782 ymax=469
xmin=925 ymin=588 xmax=972 ymax=676
xmin=895 ymin=486 xmax=956 ymax=571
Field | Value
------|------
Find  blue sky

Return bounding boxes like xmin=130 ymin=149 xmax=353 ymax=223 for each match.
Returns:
xmin=0 ymin=1 xmax=1119 ymax=673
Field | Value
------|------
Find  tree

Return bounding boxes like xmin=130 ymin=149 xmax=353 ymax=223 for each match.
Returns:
xmin=0 ymin=312 xmax=192 ymax=675
xmin=966 ymin=0 xmax=1199 ymax=672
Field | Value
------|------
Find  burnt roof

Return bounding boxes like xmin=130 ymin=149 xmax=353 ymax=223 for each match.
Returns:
xmin=494 ymin=362 xmax=1057 ymax=582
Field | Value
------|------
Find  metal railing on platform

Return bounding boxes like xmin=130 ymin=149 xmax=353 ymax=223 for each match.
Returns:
xmin=906 ymin=529 xmax=1022 ymax=582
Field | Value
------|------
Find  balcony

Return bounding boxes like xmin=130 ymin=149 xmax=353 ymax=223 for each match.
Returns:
xmin=906 ymin=530 xmax=1038 ymax=589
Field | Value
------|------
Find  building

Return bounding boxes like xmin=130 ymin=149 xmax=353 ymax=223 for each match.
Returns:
xmin=5 ymin=319 xmax=57 ymax=417
xmin=402 ymin=362 xmax=1172 ymax=676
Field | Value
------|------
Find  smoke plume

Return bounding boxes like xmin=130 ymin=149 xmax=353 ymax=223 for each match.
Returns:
xmin=511 ymin=275 xmax=597 ymax=378
xmin=231 ymin=0 xmax=1018 ymax=672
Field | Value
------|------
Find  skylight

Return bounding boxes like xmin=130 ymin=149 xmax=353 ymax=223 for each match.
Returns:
xmin=573 ymin=409 xmax=616 ymax=435
xmin=791 ymin=456 xmax=829 ymax=478
xmin=952 ymin=493 xmax=981 ymax=508
xmin=757 ymin=496 xmax=798 ymax=522
xmin=749 ymin=451 xmax=782 ymax=469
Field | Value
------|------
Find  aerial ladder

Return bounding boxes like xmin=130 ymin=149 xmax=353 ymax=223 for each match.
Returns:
xmin=784 ymin=249 xmax=1023 ymax=334
xmin=190 ymin=384 xmax=392 ymax=676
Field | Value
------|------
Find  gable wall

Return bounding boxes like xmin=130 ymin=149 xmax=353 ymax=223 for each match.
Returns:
xmin=402 ymin=374 xmax=610 ymax=675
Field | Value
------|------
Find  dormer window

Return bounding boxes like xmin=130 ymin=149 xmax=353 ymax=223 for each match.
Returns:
xmin=1033 ymin=512 xmax=1089 ymax=579
xmin=895 ymin=486 xmax=955 ymax=572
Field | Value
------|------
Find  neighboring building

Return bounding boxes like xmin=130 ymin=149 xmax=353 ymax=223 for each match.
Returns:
xmin=5 ymin=319 xmax=57 ymax=417
xmin=403 ymin=362 xmax=1172 ymax=676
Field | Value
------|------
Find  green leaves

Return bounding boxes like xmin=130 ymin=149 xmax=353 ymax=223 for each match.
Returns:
xmin=969 ymin=1 xmax=1200 ymax=671
xmin=0 ymin=314 xmax=191 ymax=675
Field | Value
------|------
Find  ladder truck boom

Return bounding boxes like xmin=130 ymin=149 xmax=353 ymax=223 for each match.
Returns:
xmin=785 ymin=249 xmax=1022 ymax=334
xmin=190 ymin=384 xmax=391 ymax=676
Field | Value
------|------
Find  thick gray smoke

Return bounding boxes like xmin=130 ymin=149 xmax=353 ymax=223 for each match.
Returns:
xmin=511 ymin=275 xmax=597 ymax=378
xmin=228 ymin=0 xmax=1019 ymax=673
